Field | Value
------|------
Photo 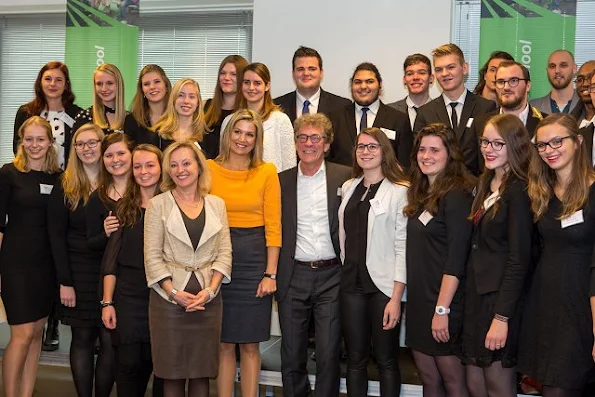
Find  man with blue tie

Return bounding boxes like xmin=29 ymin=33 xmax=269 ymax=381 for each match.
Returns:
xmin=274 ymin=46 xmax=350 ymax=124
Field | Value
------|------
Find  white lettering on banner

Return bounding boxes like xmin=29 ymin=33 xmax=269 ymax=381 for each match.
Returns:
xmin=95 ymin=45 xmax=105 ymax=66
xmin=519 ymin=40 xmax=532 ymax=69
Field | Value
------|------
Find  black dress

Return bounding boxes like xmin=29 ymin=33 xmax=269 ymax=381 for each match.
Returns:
xmin=48 ymin=179 xmax=104 ymax=327
xmin=462 ymin=178 xmax=533 ymax=368
xmin=518 ymin=185 xmax=595 ymax=389
xmin=72 ymin=106 xmax=125 ymax=135
xmin=406 ymin=188 xmax=473 ymax=356
xmin=123 ymin=114 xmax=161 ymax=148
xmin=0 ymin=163 xmax=60 ymax=325
xmin=203 ymin=99 xmax=233 ymax=159
xmin=101 ymin=210 xmax=151 ymax=345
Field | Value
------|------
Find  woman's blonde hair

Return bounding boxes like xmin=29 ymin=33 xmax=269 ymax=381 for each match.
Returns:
xmin=62 ymin=123 xmax=105 ymax=210
xmin=14 ymin=116 xmax=60 ymax=173
xmin=93 ymin=63 xmax=126 ymax=130
xmin=152 ymin=78 xmax=208 ymax=142
xmin=528 ymin=113 xmax=595 ymax=220
xmin=161 ymin=141 xmax=211 ymax=197
xmin=130 ymin=64 xmax=172 ymax=129
xmin=215 ymin=109 xmax=264 ymax=170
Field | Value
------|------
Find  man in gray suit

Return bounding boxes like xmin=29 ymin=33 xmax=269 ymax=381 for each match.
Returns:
xmin=277 ymin=113 xmax=351 ymax=397
xmin=387 ymin=53 xmax=434 ymax=130
xmin=529 ymin=49 xmax=581 ymax=115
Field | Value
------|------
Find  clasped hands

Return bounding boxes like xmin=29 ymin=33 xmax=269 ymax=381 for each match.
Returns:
xmin=173 ymin=289 xmax=212 ymax=312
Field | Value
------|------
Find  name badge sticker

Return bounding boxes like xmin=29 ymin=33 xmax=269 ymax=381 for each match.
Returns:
xmin=337 ymin=187 xmax=342 ymax=197
xmin=40 ymin=184 xmax=53 ymax=195
xmin=369 ymin=198 xmax=386 ymax=215
xmin=483 ymin=190 xmax=499 ymax=212
xmin=561 ymin=209 xmax=584 ymax=229
xmin=60 ymin=113 xmax=75 ymax=128
xmin=466 ymin=118 xmax=474 ymax=128
xmin=418 ymin=210 xmax=434 ymax=226
xmin=380 ymin=128 xmax=396 ymax=140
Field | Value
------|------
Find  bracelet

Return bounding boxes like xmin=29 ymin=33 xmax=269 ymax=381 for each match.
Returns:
xmin=494 ymin=314 xmax=509 ymax=323
xmin=168 ymin=288 xmax=178 ymax=302
xmin=100 ymin=300 xmax=114 ymax=308
xmin=205 ymin=287 xmax=216 ymax=302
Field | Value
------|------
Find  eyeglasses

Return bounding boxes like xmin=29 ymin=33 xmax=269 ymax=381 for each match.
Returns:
xmin=479 ymin=137 xmax=506 ymax=151
xmin=534 ymin=136 xmax=573 ymax=152
xmin=356 ymin=143 xmax=381 ymax=153
xmin=74 ymin=139 xmax=100 ymax=150
xmin=588 ymin=84 xmax=595 ymax=94
xmin=575 ymin=73 xmax=593 ymax=85
xmin=296 ymin=134 xmax=325 ymax=143
xmin=494 ymin=77 xmax=529 ymax=89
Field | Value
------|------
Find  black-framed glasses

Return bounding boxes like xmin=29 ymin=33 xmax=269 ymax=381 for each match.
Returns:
xmin=296 ymin=134 xmax=324 ymax=143
xmin=575 ymin=73 xmax=593 ymax=85
xmin=534 ymin=136 xmax=573 ymax=152
xmin=356 ymin=143 xmax=381 ymax=153
xmin=74 ymin=139 xmax=100 ymax=150
xmin=494 ymin=77 xmax=529 ymax=89
xmin=479 ymin=137 xmax=506 ymax=151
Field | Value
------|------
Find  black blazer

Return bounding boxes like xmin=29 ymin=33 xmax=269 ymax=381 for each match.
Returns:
xmin=468 ymin=177 xmax=533 ymax=318
xmin=580 ymin=123 xmax=594 ymax=166
xmin=274 ymin=88 xmax=351 ymax=124
xmin=414 ymin=91 xmax=497 ymax=175
xmin=276 ymin=161 xmax=351 ymax=302
xmin=328 ymin=101 xmax=413 ymax=168
xmin=13 ymin=103 xmax=83 ymax=162
xmin=471 ymin=107 xmax=546 ymax=174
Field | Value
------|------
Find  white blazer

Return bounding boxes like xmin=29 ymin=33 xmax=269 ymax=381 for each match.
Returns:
xmin=338 ymin=177 xmax=408 ymax=298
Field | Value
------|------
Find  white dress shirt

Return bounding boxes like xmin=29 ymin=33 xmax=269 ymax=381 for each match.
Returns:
xmin=355 ymin=99 xmax=380 ymax=134
xmin=442 ymin=90 xmax=468 ymax=127
xmin=500 ymin=103 xmax=530 ymax=126
xmin=294 ymin=161 xmax=336 ymax=261
xmin=296 ymin=88 xmax=321 ymax=118
xmin=405 ymin=96 xmax=431 ymax=130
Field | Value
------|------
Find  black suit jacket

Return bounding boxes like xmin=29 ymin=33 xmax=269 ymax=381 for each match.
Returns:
xmin=328 ymin=101 xmax=413 ymax=168
xmin=276 ymin=161 xmax=351 ymax=302
xmin=471 ymin=106 xmax=546 ymax=174
xmin=414 ymin=91 xmax=497 ymax=175
xmin=274 ymin=88 xmax=351 ymax=124
xmin=13 ymin=103 xmax=83 ymax=163
xmin=468 ymin=178 xmax=533 ymax=318
xmin=581 ymin=123 xmax=594 ymax=166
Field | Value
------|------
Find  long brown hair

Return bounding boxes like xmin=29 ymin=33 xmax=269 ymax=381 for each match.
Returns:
xmin=469 ymin=114 xmax=533 ymax=219
xmin=216 ymin=109 xmax=264 ymax=170
xmin=14 ymin=116 xmax=61 ymax=173
xmin=352 ymin=127 xmax=408 ymax=186
xmin=97 ymin=133 xmax=134 ymax=204
xmin=528 ymin=113 xmax=595 ymax=220
xmin=62 ymin=124 xmax=105 ymax=210
xmin=204 ymin=55 xmax=248 ymax=128
xmin=25 ymin=61 xmax=76 ymax=116
xmin=130 ymin=64 xmax=172 ymax=129
xmin=239 ymin=62 xmax=280 ymax=121
xmin=117 ymin=144 xmax=163 ymax=227
xmin=404 ymin=123 xmax=476 ymax=217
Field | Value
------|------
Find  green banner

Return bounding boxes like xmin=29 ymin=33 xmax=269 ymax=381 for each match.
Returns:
xmin=65 ymin=0 xmax=139 ymax=108
xmin=479 ymin=0 xmax=576 ymax=99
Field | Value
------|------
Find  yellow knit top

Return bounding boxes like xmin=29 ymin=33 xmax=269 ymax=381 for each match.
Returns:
xmin=207 ymin=160 xmax=282 ymax=247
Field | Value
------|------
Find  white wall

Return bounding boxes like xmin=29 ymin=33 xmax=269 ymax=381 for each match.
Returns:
xmin=252 ymin=0 xmax=452 ymax=102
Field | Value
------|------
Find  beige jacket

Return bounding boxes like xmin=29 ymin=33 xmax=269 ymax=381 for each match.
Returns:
xmin=144 ymin=191 xmax=232 ymax=303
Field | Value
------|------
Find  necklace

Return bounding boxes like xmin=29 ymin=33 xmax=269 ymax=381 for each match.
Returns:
xmin=174 ymin=190 xmax=201 ymax=208
xmin=112 ymin=185 xmax=123 ymax=199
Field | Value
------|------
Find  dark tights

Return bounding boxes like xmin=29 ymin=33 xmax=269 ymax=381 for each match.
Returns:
xmin=542 ymin=386 xmax=582 ymax=397
xmin=466 ymin=361 xmax=516 ymax=397
xmin=412 ymin=351 xmax=469 ymax=397
xmin=163 ymin=378 xmax=209 ymax=397
xmin=70 ymin=326 xmax=117 ymax=397
xmin=116 ymin=342 xmax=164 ymax=397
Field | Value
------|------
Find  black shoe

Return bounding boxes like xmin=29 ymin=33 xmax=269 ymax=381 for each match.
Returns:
xmin=42 ymin=317 xmax=60 ymax=352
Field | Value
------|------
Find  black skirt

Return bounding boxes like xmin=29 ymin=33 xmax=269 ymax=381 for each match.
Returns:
xmin=220 ymin=226 xmax=271 ymax=343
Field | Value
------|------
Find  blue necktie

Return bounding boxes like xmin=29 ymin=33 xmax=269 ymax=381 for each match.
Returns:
xmin=360 ymin=107 xmax=369 ymax=133
xmin=302 ymin=100 xmax=310 ymax=115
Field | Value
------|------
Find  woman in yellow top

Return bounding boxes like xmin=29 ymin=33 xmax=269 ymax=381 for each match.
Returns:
xmin=207 ymin=109 xmax=281 ymax=397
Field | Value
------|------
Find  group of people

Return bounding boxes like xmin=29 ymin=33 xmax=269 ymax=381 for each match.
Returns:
xmin=0 ymin=41 xmax=594 ymax=397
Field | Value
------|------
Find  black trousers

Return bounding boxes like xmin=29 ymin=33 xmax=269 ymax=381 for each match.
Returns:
xmin=340 ymin=290 xmax=401 ymax=397
xmin=278 ymin=263 xmax=342 ymax=397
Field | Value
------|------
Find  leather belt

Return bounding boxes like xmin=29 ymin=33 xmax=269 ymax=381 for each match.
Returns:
xmin=295 ymin=258 xmax=340 ymax=269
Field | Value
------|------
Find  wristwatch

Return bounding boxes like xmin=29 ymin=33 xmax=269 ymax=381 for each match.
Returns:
xmin=263 ymin=273 xmax=277 ymax=280
xmin=168 ymin=288 xmax=178 ymax=302
xmin=435 ymin=306 xmax=451 ymax=315
xmin=100 ymin=300 xmax=114 ymax=308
